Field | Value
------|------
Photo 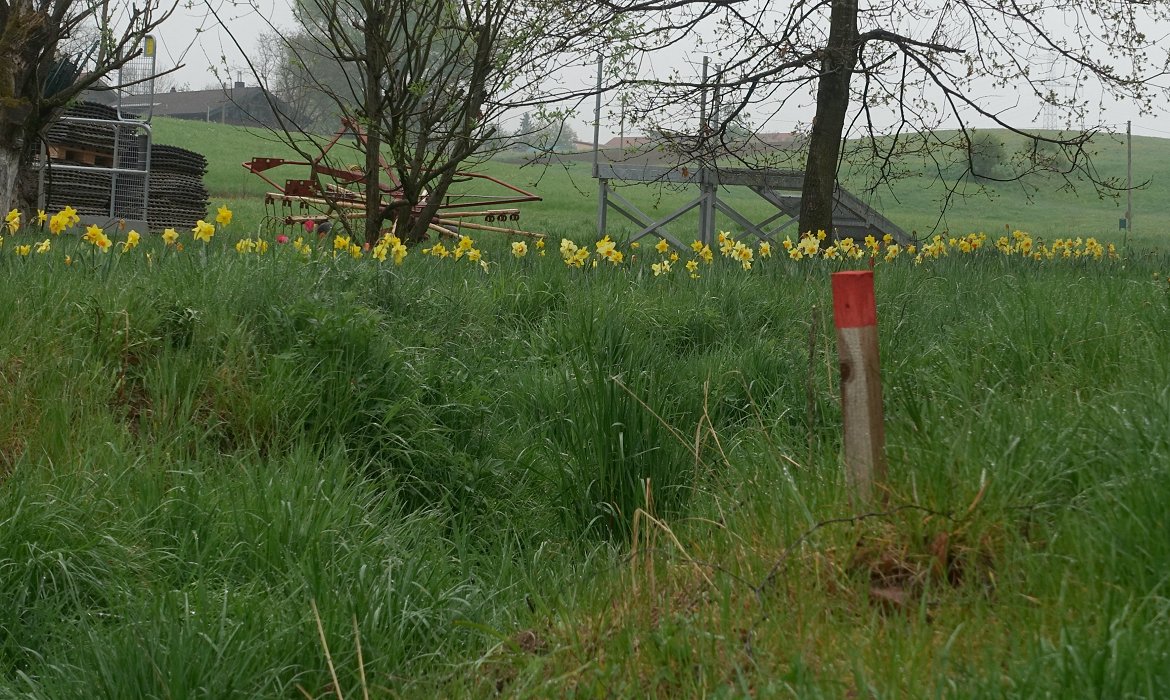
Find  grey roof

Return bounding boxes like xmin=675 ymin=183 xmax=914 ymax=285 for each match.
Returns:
xmin=118 ymin=86 xmax=269 ymax=117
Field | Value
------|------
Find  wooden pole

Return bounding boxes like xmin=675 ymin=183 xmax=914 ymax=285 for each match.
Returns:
xmin=831 ymin=270 xmax=887 ymax=506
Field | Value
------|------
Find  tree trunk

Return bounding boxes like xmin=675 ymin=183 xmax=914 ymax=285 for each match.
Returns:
xmin=799 ymin=0 xmax=860 ymax=237
xmin=0 ymin=145 xmax=20 ymax=216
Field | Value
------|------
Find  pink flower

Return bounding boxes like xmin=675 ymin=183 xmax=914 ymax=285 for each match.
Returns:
xmin=276 ymin=234 xmax=290 ymax=244
xmin=303 ymin=220 xmax=315 ymax=233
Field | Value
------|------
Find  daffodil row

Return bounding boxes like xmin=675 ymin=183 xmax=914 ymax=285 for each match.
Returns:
xmin=3 ymin=204 xmax=234 ymax=258
xmin=5 ymin=204 xmax=1122 ymax=270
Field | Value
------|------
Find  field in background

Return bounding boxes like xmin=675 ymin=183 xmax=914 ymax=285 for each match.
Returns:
xmin=1 ymin=120 xmax=1169 ymax=697
xmin=150 ymin=117 xmax=1168 ymax=251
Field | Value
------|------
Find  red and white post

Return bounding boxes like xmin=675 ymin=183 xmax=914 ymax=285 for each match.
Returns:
xmin=831 ymin=270 xmax=888 ymax=506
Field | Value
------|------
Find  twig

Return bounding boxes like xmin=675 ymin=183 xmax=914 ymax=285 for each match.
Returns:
xmin=311 ymin=599 xmax=344 ymax=700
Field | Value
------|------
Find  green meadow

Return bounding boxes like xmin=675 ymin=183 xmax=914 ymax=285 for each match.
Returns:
xmin=1 ymin=118 xmax=1169 ymax=697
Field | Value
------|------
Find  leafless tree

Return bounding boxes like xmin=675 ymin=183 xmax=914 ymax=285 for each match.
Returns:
xmin=586 ymin=0 xmax=1170 ymax=237
xmin=216 ymin=0 xmax=614 ymax=245
xmin=0 ymin=0 xmax=177 ymax=214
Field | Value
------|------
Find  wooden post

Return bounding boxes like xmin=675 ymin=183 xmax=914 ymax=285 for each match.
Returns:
xmin=831 ymin=270 xmax=887 ymax=506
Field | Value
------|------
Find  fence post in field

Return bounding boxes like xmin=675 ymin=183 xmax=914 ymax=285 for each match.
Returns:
xmin=831 ymin=270 xmax=887 ymax=506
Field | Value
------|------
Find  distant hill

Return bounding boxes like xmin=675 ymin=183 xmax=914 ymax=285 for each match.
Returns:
xmin=148 ymin=117 xmax=1168 ymax=249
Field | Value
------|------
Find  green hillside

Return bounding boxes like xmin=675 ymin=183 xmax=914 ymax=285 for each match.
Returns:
xmin=149 ymin=117 xmax=1168 ymax=250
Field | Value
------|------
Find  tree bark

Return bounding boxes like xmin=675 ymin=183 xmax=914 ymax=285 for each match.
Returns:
xmin=799 ymin=0 xmax=859 ymax=237
xmin=0 ymin=146 xmax=20 ymax=216
xmin=362 ymin=11 xmax=385 ymax=246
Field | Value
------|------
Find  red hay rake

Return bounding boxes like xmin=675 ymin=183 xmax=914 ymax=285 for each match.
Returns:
xmin=243 ymin=117 xmax=545 ymax=240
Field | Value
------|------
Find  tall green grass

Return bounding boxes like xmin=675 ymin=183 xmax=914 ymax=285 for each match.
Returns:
xmin=1 ymin=219 xmax=1169 ymax=696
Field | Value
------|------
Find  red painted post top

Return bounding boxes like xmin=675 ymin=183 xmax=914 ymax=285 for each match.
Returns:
xmin=831 ymin=270 xmax=877 ymax=328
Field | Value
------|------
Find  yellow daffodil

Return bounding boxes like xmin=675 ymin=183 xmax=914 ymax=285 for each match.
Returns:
xmin=83 ymin=224 xmax=104 ymax=245
xmin=5 ymin=209 xmax=19 ymax=233
xmin=193 ymin=219 xmax=215 ymax=242
xmin=655 ymin=238 xmax=669 ymax=254
xmin=512 ymin=241 xmax=528 ymax=257
xmin=37 ymin=210 xmax=47 ymax=225
xmin=216 ymin=205 xmax=233 ymax=227
xmin=35 ymin=239 xmax=51 ymax=254
xmin=162 ymin=228 xmax=179 ymax=246
xmin=758 ymin=241 xmax=772 ymax=258
xmin=15 ymin=244 xmax=31 ymax=257
xmin=122 ymin=230 xmax=140 ymax=253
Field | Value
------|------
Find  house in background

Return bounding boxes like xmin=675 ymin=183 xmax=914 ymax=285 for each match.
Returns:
xmin=85 ymin=82 xmax=300 ymax=129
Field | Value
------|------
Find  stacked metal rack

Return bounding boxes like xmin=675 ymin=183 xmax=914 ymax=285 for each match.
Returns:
xmin=38 ymin=36 xmax=210 ymax=232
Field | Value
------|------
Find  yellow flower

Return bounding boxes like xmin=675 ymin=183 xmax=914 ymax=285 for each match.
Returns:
xmin=15 ymin=244 xmax=31 ymax=257
xmin=192 ymin=220 xmax=215 ymax=242
xmin=37 ymin=210 xmax=47 ymax=225
xmin=122 ymin=230 xmax=140 ymax=253
xmin=467 ymin=248 xmax=482 ymax=262
xmin=392 ymin=242 xmax=408 ymax=265
xmin=629 ymin=241 xmax=640 ymax=250
xmin=457 ymin=235 xmax=475 ymax=252
xmin=651 ymin=260 xmax=672 ymax=276
xmin=349 ymin=243 xmax=362 ymax=259
xmin=535 ymin=238 xmax=545 ymax=250
xmin=5 ymin=209 xmax=19 ymax=233
xmin=35 ymin=239 xmax=51 ymax=254
xmin=732 ymin=241 xmax=753 ymax=266
xmin=235 ymin=239 xmax=255 ymax=254
xmin=782 ymin=237 xmax=794 ymax=251
xmin=512 ymin=241 xmax=529 ymax=258
xmin=215 ymin=205 xmax=233 ymax=227
xmin=162 ymin=228 xmax=179 ymax=246
xmin=333 ymin=234 xmax=350 ymax=251
xmin=685 ymin=259 xmax=699 ymax=274
xmin=655 ymin=239 xmax=669 ymax=254
xmin=758 ymin=241 xmax=772 ymax=258
xmin=65 ymin=255 xmax=73 ymax=266
xmin=816 ymin=230 xmax=827 ymax=240
xmin=691 ymin=240 xmax=704 ymax=253
xmin=669 ymin=252 xmax=679 ymax=262
xmin=84 ymin=224 xmax=105 ymax=245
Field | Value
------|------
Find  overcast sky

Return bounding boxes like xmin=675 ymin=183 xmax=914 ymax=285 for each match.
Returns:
xmin=150 ymin=1 xmax=1170 ymax=143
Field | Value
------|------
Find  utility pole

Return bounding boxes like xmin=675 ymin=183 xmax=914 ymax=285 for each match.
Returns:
xmin=1126 ymin=120 xmax=1132 ymax=247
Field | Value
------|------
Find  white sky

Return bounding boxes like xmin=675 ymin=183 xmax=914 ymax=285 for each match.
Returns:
xmin=151 ymin=1 xmax=1170 ymax=142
